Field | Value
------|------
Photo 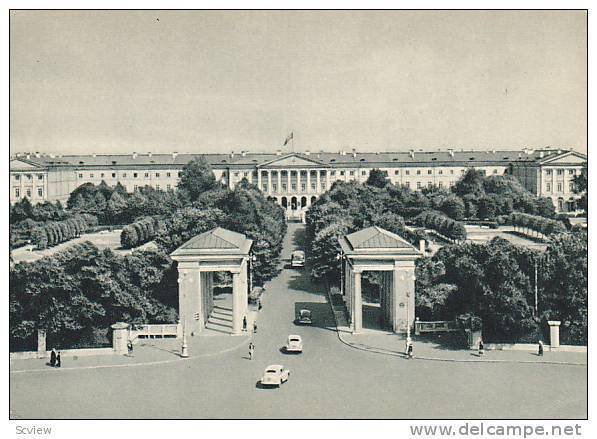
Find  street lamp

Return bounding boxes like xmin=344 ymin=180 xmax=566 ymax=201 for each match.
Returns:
xmin=178 ymin=273 xmax=189 ymax=358
xmin=249 ymin=253 xmax=257 ymax=293
xmin=335 ymin=252 xmax=344 ymax=295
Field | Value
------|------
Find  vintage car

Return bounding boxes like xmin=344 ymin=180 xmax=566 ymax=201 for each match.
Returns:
xmin=297 ymin=309 xmax=312 ymax=325
xmin=285 ymin=335 xmax=303 ymax=353
xmin=290 ymin=250 xmax=305 ymax=268
xmin=260 ymin=365 xmax=290 ymax=387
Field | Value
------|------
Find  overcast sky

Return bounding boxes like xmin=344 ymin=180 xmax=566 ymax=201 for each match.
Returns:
xmin=10 ymin=10 xmax=587 ymax=155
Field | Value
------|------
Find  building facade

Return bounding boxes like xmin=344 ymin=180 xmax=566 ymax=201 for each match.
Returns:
xmin=10 ymin=148 xmax=587 ymax=215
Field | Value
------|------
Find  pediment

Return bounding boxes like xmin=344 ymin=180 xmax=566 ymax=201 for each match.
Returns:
xmin=541 ymin=151 xmax=587 ymax=165
xmin=10 ymin=159 xmax=46 ymax=171
xmin=259 ymin=154 xmax=327 ymax=168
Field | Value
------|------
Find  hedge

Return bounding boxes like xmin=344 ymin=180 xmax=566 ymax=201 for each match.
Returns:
xmin=120 ymin=216 xmax=165 ymax=249
xmin=30 ymin=214 xmax=98 ymax=249
xmin=414 ymin=210 xmax=467 ymax=241
xmin=507 ymin=212 xmax=567 ymax=237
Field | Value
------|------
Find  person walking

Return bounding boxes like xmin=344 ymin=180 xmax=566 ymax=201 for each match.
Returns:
xmin=56 ymin=351 xmax=61 ymax=368
xmin=258 ymin=300 xmax=263 ymax=311
xmin=253 ymin=322 xmax=258 ymax=333
xmin=248 ymin=342 xmax=254 ymax=360
xmin=406 ymin=341 xmax=413 ymax=359
xmin=478 ymin=339 xmax=485 ymax=356
xmin=243 ymin=316 xmax=247 ymax=332
xmin=538 ymin=340 xmax=544 ymax=356
xmin=50 ymin=348 xmax=57 ymax=367
xmin=127 ymin=340 xmax=134 ymax=357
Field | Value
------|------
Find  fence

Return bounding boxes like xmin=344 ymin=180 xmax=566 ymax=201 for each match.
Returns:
xmin=414 ymin=319 xmax=460 ymax=335
xmin=129 ymin=323 xmax=180 ymax=340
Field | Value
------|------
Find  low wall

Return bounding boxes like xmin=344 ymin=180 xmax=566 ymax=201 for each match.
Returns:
xmin=10 ymin=347 xmax=116 ymax=361
xmin=485 ymin=343 xmax=586 ymax=353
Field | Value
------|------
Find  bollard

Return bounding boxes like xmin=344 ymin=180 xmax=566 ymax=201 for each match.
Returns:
xmin=548 ymin=321 xmax=561 ymax=350
xmin=111 ymin=322 xmax=130 ymax=355
xmin=37 ymin=329 xmax=47 ymax=359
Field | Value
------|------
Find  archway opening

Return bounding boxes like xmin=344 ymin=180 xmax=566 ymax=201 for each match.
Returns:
xmin=291 ymin=196 xmax=298 ymax=210
xmin=300 ymin=196 xmax=307 ymax=208
xmin=310 ymin=196 xmax=317 ymax=205
xmin=281 ymin=197 xmax=288 ymax=209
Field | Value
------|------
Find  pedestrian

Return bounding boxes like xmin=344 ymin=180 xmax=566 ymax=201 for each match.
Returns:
xmin=253 ymin=322 xmax=257 ymax=333
xmin=407 ymin=342 xmax=413 ymax=359
xmin=56 ymin=351 xmax=61 ymax=368
xmin=478 ymin=339 xmax=484 ymax=356
xmin=248 ymin=342 xmax=254 ymax=360
xmin=258 ymin=300 xmax=263 ymax=311
xmin=127 ymin=340 xmax=134 ymax=357
xmin=243 ymin=316 xmax=247 ymax=331
xmin=538 ymin=340 xmax=544 ymax=356
xmin=50 ymin=348 xmax=57 ymax=367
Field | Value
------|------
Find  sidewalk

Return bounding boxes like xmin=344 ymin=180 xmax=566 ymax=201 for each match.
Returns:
xmin=11 ymin=292 xmax=265 ymax=374
xmin=328 ymin=295 xmax=586 ymax=366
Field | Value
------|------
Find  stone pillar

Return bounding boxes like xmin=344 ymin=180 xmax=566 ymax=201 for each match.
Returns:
xmin=353 ymin=271 xmax=362 ymax=334
xmin=240 ymin=258 xmax=249 ymax=318
xmin=316 ymin=170 xmax=321 ymax=193
xmin=392 ymin=261 xmax=416 ymax=334
xmin=307 ymin=170 xmax=311 ymax=193
xmin=548 ymin=321 xmax=561 ymax=350
xmin=37 ymin=329 xmax=47 ymax=359
xmin=232 ymin=271 xmax=243 ymax=335
xmin=111 ymin=322 xmax=130 ymax=354
xmin=257 ymin=170 xmax=262 ymax=190
xmin=277 ymin=171 xmax=281 ymax=194
xmin=325 ymin=169 xmax=331 ymax=190
xmin=345 ymin=263 xmax=352 ymax=325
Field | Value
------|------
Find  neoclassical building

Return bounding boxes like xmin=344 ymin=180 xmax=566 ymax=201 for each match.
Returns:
xmin=10 ymin=147 xmax=587 ymax=215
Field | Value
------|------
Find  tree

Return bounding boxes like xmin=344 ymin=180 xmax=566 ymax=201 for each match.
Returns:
xmin=366 ymin=169 xmax=389 ymax=188
xmin=572 ymin=170 xmax=588 ymax=212
xmin=178 ymin=157 xmax=218 ymax=200
xmin=453 ymin=168 xmax=485 ymax=197
xmin=106 ymin=191 xmax=128 ymax=224
xmin=439 ymin=195 xmax=466 ymax=220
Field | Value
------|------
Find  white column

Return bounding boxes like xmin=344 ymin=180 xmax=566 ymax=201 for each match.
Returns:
xmin=316 ymin=170 xmax=321 ymax=194
xmin=353 ymin=271 xmax=362 ymax=334
xmin=232 ymin=271 xmax=242 ymax=335
xmin=277 ymin=171 xmax=281 ymax=194
xmin=267 ymin=171 xmax=272 ymax=194
xmin=195 ymin=270 xmax=203 ymax=334
xmin=306 ymin=171 xmax=311 ymax=194
xmin=548 ymin=321 xmax=561 ymax=349
xmin=257 ymin=170 xmax=262 ymax=190
xmin=325 ymin=169 xmax=331 ymax=190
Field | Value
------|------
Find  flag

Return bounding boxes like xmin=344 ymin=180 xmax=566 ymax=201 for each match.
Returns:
xmin=283 ymin=132 xmax=293 ymax=146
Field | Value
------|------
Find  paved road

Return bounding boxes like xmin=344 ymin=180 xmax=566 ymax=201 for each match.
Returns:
xmin=10 ymin=223 xmax=587 ymax=419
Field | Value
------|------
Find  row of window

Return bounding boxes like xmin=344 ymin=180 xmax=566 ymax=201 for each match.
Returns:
xmin=545 ymin=169 xmax=578 ymax=176
xmin=545 ymin=182 xmax=575 ymax=193
xmin=78 ymin=171 xmax=182 ymax=179
xmin=12 ymin=174 xmax=44 ymax=181
xmin=14 ymin=188 xmax=43 ymax=198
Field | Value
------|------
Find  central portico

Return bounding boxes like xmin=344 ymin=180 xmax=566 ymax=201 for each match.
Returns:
xmin=171 ymin=227 xmax=253 ymax=337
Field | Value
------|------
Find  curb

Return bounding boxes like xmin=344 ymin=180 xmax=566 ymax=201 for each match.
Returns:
xmin=10 ymin=335 xmax=251 ymax=375
xmin=324 ymin=289 xmax=586 ymax=367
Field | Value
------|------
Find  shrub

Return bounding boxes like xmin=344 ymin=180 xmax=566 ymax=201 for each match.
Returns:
xmin=414 ymin=210 xmax=467 ymax=241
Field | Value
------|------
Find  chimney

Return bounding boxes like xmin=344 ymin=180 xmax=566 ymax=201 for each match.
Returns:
xmin=305 ymin=150 xmax=310 ymax=156
xmin=172 ymin=152 xmax=178 ymax=159
xmin=340 ymin=150 xmax=346 ymax=156
xmin=539 ymin=151 xmax=544 ymax=159
xmin=148 ymin=152 xmax=152 ymax=158
xmin=92 ymin=153 xmax=97 ymax=158
xmin=276 ymin=149 xmax=282 ymax=156
xmin=447 ymin=148 xmax=454 ymax=158
xmin=241 ymin=150 xmax=247 ymax=157
xmin=352 ymin=147 xmax=357 ymax=158
xmin=132 ymin=152 xmax=137 ymax=159
xmin=409 ymin=149 xmax=415 ymax=159
xmin=26 ymin=153 xmax=31 ymax=159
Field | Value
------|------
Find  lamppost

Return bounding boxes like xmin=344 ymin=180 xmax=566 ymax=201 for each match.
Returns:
xmin=249 ymin=253 xmax=257 ymax=293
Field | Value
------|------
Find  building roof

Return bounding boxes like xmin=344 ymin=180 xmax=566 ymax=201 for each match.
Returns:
xmin=339 ymin=226 xmax=421 ymax=258
xmin=170 ymin=227 xmax=253 ymax=258
xmin=11 ymin=148 xmax=586 ymax=171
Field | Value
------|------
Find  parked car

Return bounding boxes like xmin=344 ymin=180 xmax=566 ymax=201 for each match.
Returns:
xmin=285 ymin=335 xmax=303 ymax=353
xmin=260 ymin=365 xmax=290 ymax=387
xmin=297 ymin=309 xmax=312 ymax=325
xmin=291 ymin=250 xmax=305 ymax=268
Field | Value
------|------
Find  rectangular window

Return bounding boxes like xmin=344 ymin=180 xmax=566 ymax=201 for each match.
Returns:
xmin=405 ymin=170 xmax=410 ymax=175
xmin=14 ymin=174 xmax=20 ymax=180
xmin=405 ymin=181 xmax=410 ymax=188
xmin=361 ymin=170 xmax=366 ymax=176
xmin=450 ymin=170 xmax=454 ymax=175
xmin=101 ymin=173 xmax=105 ymax=178
xmin=38 ymin=188 xmax=43 ymax=197
xmin=15 ymin=188 xmax=20 ymax=198
xmin=546 ymin=183 xmax=551 ymax=192
xmin=78 ymin=173 xmax=83 ymax=178
xmin=557 ymin=183 xmax=563 ymax=192
xmin=167 ymin=184 xmax=171 ymax=190
xmin=417 ymin=182 xmax=422 ymax=189
xmin=416 ymin=170 xmax=421 ymax=175
xmin=234 ymin=172 xmax=239 ymax=177
xmin=427 ymin=182 xmax=433 ymax=188
xmin=349 ymin=171 xmax=355 ymax=176
xmin=340 ymin=171 xmax=345 ymax=176
xmin=546 ymin=170 xmax=552 ymax=175
xmin=557 ymin=170 xmax=564 ymax=176
xmin=26 ymin=174 xmax=32 ymax=180
xmin=568 ymin=169 xmax=575 ymax=175
xmin=272 ymin=183 xmax=277 ymax=192
xmin=394 ymin=170 xmax=399 ymax=175
xmin=123 ymin=173 xmax=127 ymax=178
xmin=569 ymin=182 xmax=574 ymax=191
xmin=112 ymin=173 xmax=116 ymax=178
xmin=26 ymin=189 xmax=31 ymax=197
xmin=438 ymin=182 xmax=443 ymax=188
xmin=301 ymin=184 xmax=306 ymax=191
xmin=134 ymin=185 xmax=138 ymax=191
xmin=493 ymin=169 xmax=498 ymax=174
xmin=291 ymin=184 xmax=296 ymax=191
xmin=133 ymin=173 xmax=138 ymax=178
xmin=38 ymin=174 xmax=44 ymax=180
xmin=167 ymin=172 xmax=171 ymax=177
xmin=282 ymin=183 xmax=287 ymax=191
xmin=330 ymin=171 xmax=336 ymax=176
xmin=427 ymin=170 xmax=432 ymax=175
xmin=145 ymin=173 xmax=149 ymax=178
xmin=438 ymin=170 xmax=443 ymax=175
xmin=311 ymin=183 xmax=316 ymax=190
xmin=178 ymin=172 xmax=182 ymax=177
xmin=90 ymin=173 xmax=94 ymax=178
xmin=156 ymin=173 xmax=160 ymax=177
